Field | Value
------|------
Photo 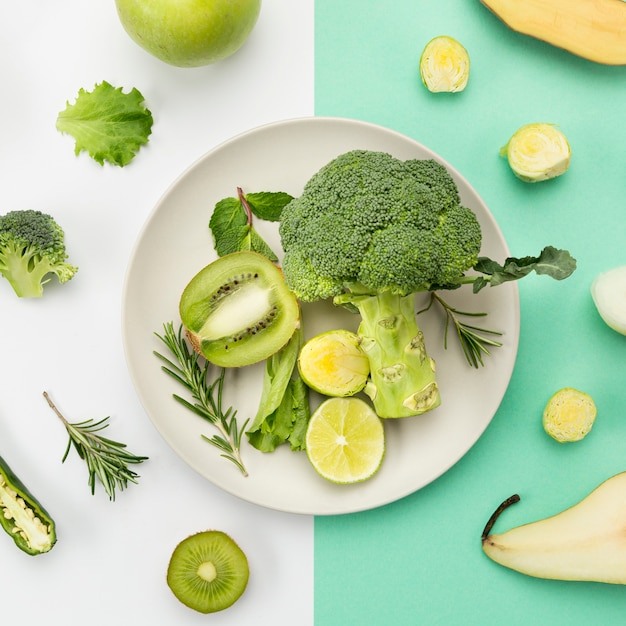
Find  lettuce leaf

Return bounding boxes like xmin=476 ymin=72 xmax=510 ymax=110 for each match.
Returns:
xmin=246 ymin=325 xmax=310 ymax=452
xmin=56 ymin=81 xmax=153 ymax=167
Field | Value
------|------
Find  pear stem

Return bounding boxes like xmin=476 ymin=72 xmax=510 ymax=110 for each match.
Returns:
xmin=481 ymin=494 xmax=521 ymax=541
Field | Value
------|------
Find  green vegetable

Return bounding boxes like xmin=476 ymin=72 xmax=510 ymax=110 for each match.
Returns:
xmin=246 ymin=324 xmax=310 ymax=452
xmin=591 ymin=265 xmax=626 ymax=336
xmin=0 ymin=209 xmax=78 ymax=298
xmin=0 ymin=454 xmax=56 ymax=555
xmin=209 ymin=188 xmax=294 ymax=261
xmin=154 ymin=322 xmax=249 ymax=475
xmin=56 ymin=81 xmax=153 ymax=167
xmin=419 ymin=35 xmax=470 ymax=93
xmin=542 ymin=387 xmax=597 ymax=443
xmin=298 ymin=329 xmax=370 ymax=397
xmin=500 ymin=123 xmax=571 ymax=182
xmin=44 ymin=391 xmax=148 ymax=500
xmin=278 ymin=149 xmax=577 ymax=418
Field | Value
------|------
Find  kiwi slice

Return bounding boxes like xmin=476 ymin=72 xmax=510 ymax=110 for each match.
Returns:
xmin=166 ymin=530 xmax=249 ymax=614
xmin=179 ymin=251 xmax=300 ymax=367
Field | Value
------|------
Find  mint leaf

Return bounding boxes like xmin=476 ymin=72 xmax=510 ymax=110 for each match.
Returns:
xmin=209 ymin=197 xmax=247 ymax=257
xmin=209 ymin=188 xmax=285 ymax=261
xmin=239 ymin=228 xmax=279 ymax=262
xmin=246 ymin=192 xmax=294 ymax=221
xmin=56 ymin=81 xmax=153 ymax=167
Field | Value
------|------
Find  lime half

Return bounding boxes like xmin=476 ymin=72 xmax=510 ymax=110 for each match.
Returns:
xmin=305 ymin=397 xmax=385 ymax=484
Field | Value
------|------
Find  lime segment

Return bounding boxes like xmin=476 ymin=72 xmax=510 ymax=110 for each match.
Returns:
xmin=305 ymin=397 xmax=385 ymax=484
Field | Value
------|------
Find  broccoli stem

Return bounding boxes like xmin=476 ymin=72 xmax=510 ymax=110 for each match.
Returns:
xmin=1 ymin=249 xmax=48 ymax=298
xmin=353 ymin=291 xmax=441 ymax=419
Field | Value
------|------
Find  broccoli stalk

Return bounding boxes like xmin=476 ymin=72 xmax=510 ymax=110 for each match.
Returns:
xmin=0 ymin=210 xmax=78 ymax=298
xmin=337 ymin=287 xmax=440 ymax=418
xmin=278 ymin=150 xmax=576 ymax=419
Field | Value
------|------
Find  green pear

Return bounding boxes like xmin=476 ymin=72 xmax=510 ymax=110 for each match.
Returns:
xmin=481 ymin=472 xmax=626 ymax=584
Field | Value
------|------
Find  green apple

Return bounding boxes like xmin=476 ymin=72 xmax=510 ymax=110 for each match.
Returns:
xmin=114 ymin=0 xmax=262 ymax=68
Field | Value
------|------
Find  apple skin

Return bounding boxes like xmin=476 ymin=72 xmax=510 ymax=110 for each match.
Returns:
xmin=114 ymin=0 xmax=262 ymax=68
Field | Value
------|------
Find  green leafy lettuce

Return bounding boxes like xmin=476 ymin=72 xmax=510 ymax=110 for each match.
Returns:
xmin=56 ymin=81 xmax=153 ymax=167
xmin=245 ymin=326 xmax=310 ymax=452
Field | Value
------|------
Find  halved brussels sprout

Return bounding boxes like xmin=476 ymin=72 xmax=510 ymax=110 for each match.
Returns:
xmin=298 ymin=329 xmax=370 ymax=397
xmin=419 ymin=35 xmax=470 ymax=93
xmin=500 ymin=123 xmax=571 ymax=182
xmin=543 ymin=387 xmax=597 ymax=443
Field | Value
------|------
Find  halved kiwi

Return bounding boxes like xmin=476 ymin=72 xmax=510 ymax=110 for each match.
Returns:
xmin=166 ymin=530 xmax=249 ymax=614
xmin=179 ymin=251 xmax=300 ymax=367
xmin=298 ymin=329 xmax=370 ymax=397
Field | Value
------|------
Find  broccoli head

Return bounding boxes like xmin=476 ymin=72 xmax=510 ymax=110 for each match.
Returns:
xmin=278 ymin=150 xmax=482 ymax=418
xmin=0 ymin=210 xmax=78 ymax=298
xmin=279 ymin=149 xmax=482 ymax=301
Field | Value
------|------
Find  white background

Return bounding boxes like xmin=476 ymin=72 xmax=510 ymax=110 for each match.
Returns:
xmin=0 ymin=1 xmax=314 ymax=624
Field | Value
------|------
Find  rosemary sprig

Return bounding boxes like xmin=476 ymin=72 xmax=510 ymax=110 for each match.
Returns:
xmin=419 ymin=292 xmax=503 ymax=368
xmin=43 ymin=391 xmax=148 ymax=501
xmin=153 ymin=322 xmax=249 ymax=477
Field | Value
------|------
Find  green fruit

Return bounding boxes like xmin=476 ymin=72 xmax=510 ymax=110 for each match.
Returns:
xmin=305 ymin=397 xmax=385 ymax=484
xmin=167 ymin=530 xmax=249 ymax=613
xmin=180 ymin=251 xmax=300 ymax=367
xmin=114 ymin=0 xmax=261 ymax=68
xmin=298 ymin=329 xmax=369 ymax=397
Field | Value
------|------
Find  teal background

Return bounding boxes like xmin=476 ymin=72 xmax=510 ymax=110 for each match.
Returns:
xmin=314 ymin=1 xmax=626 ymax=624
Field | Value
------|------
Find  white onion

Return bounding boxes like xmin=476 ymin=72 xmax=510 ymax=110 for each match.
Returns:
xmin=591 ymin=265 xmax=626 ymax=335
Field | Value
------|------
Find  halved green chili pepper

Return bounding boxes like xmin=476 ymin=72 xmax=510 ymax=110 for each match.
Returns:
xmin=0 ymin=454 xmax=56 ymax=555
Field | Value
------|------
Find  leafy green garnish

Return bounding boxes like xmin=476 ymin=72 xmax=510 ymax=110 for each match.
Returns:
xmin=209 ymin=188 xmax=293 ymax=261
xmin=154 ymin=322 xmax=249 ymax=476
xmin=420 ymin=294 xmax=503 ymax=368
xmin=471 ymin=246 xmax=577 ymax=292
xmin=56 ymin=81 xmax=153 ymax=167
xmin=246 ymin=325 xmax=310 ymax=452
xmin=43 ymin=391 xmax=148 ymax=501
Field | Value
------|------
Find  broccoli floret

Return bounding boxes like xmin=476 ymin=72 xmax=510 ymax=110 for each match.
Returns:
xmin=280 ymin=150 xmax=481 ymax=300
xmin=0 ymin=210 xmax=78 ymax=298
xmin=279 ymin=150 xmax=482 ymax=418
xmin=279 ymin=150 xmax=575 ymax=419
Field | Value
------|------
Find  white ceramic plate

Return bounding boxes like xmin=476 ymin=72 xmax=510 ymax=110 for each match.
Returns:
xmin=122 ymin=117 xmax=520 ymax=516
